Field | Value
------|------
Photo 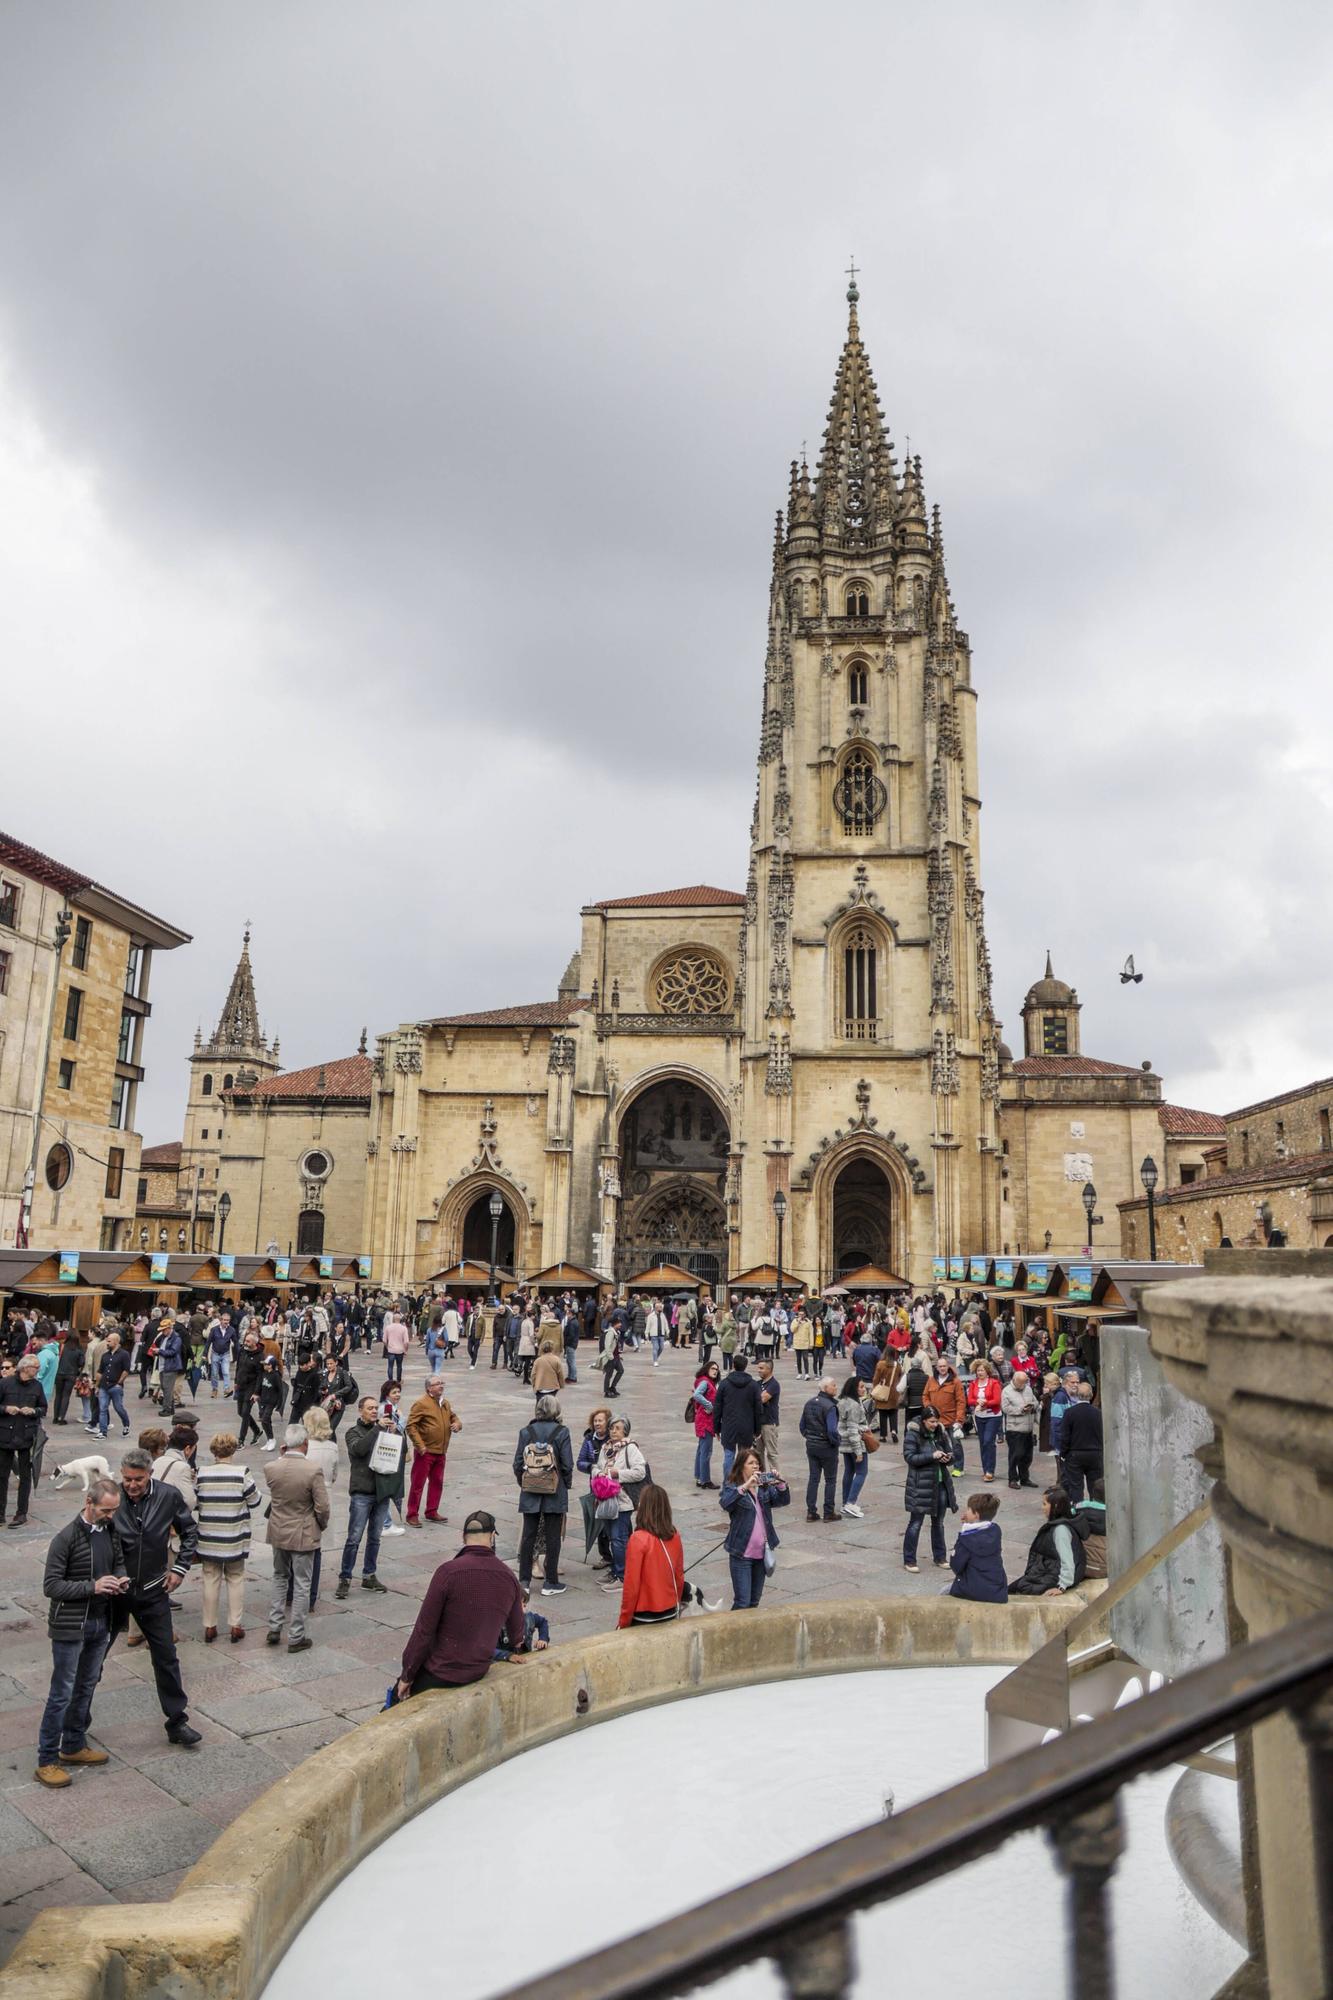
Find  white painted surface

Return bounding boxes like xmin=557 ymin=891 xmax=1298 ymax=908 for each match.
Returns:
xmin=264 ymin=1669 xmax=1244 ymax=2000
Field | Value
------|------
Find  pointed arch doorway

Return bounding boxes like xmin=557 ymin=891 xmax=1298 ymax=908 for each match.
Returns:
xmin=831 ymin=1158 xmax=893 ymax=1279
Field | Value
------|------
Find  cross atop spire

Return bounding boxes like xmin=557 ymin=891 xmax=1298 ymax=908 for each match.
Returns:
xmin=206 ymin=927 xmax=268 ymax=1057
xmin=845 ymin=255 xmax=859 ymax=301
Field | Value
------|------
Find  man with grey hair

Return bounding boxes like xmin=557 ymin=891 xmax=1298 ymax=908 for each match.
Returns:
xmin=263 ymin=1424 xmax=331 ymax=1652
xmin=112 ymin=1449 xmax=201 ymax=1745
xmin=798 ymin=1375 xmax=842 ymax=1523
xmin=36 ymin=1476 xmax=127 ymax=1786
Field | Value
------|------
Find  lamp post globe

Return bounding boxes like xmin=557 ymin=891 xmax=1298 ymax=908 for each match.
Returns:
xmin=217 ymin=1190 xmax=232 ymax=1255
xmin=1140 ymin=1156 xmax=1159 ymax=1262
xmin=1081 ymin=1180 xmax=1098 ymax=1259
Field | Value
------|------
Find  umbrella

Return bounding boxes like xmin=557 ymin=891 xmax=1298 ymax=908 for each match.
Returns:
xmin=670 ymin=1289 xmax=696 ymax=1301
xmin=578 ymin=1490 xmax=605 ymax=1562
xmin=823 ymin=1284 xmax=850 ymax=1297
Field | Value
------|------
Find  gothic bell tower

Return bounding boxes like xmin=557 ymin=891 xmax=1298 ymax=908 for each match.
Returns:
xmin=734 ymin=274 xmax=1002 ymax=1290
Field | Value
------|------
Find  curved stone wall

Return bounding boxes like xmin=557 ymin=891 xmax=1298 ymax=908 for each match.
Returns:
xmin=3 ymin=1594 xmax=1088 ymax=2000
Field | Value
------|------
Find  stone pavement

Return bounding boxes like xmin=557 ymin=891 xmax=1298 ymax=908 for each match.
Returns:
xmin=0 ymin=1337 xmax=1050 ymax=1961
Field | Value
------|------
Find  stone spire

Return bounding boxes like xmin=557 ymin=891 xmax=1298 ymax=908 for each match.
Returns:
xmin=207 ymin=926 xmax=268 ymax=1056
xmin=813 ymin=271 xmax=896 ymax=547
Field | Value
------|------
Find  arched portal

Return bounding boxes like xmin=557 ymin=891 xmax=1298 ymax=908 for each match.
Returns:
xmin=461 ymin=1190 xmax=516 ymax=1272
xmin=831 ymin=1158 xmax=893 ymax=1277
xmin=618 ymin=1077 xmax=730 ymax=1289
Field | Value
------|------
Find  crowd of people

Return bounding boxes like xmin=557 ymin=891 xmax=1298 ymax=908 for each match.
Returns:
xmin=6 ymin=1277 xmax=1108 ymax=1789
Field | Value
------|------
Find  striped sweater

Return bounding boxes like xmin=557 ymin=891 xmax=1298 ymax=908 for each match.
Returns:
xmin=194 ymin=1462 xmax=262 ymax=1564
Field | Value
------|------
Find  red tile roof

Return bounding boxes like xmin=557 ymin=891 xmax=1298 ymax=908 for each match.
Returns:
xmin=140 ymin=1141 xmax=183 ymax=1168
xmin=1119 ymin=1147 xmax=1333 ymax=1207
xmin=426 ymin=996 xmax=588 ymax=1029
xmin=593 ymin=885 xmax=745 ymax=909
xmin=239 ymin=1054 xmax=374 ymax=1102
xmin=1159 ymin=1103 xmax=1226 ymax=1138
xmin=1010 ymin=1055 xmax=1150 ymax=1079
xmin=0 ymin=832 xmax=90 ymax=899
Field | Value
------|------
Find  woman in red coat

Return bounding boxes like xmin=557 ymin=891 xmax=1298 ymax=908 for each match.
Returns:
xmin=967 ymin=1358 xmax=1004 ymax=1482
xmin=691 ymin=1362 xmax=721 ymax=1489
xmin=617 ymin=1484 xmax=685 ymax=1627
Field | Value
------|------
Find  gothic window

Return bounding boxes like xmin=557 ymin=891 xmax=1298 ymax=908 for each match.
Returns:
xmin=653 ymin=951 xmax=730 ymax=1016
xmin=1041 ymin=1016 xmax=1068 ymax=1055
xmin=848 ymin=661 xmax=868 ymax=707
xmin=843 ymin=924 xmax=879 ymax=1041
xmin=845 ymin=584 xmax=870 ymax=616
xmin=834 ymin=748 xmax=886 ymax=835
xmin=202 ymin=1075 xmax=213 ymax=1096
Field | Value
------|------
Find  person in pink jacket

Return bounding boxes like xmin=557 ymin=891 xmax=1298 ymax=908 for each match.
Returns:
xmin=967 ymin=1359 xmax=1004 ymax=1482
xmin=382 ymin=1312 xmax=411 ymax=1387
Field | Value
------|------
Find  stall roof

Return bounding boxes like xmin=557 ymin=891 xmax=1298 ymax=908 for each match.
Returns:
xmin=526 ymin=1262 xmax=605 ymax=1289
xmin=623 ymin=1262 xmax=703 ymax=1291
xmin=836 ymin=1264 xmax=911 ymax=1292
xmin=727 ymin=1264 xmax=784 ymax=1290
xmin=427 ymin=1260 xmax=512 ymax=1288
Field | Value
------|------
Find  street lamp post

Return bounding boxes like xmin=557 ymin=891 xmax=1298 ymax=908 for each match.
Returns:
xmin=488 ymin=1189 xmax=504 ymax=1301
xmin=1140 ymin=1155 xmax=1159 ymax=1261
xmin=1081 ymin=1180 xmax=1103 ymax=1260
xmin=772 ymin=1188 xmax=788 ymax=1307
xmin=216 ymin=1190 xmax=231 ymax=1255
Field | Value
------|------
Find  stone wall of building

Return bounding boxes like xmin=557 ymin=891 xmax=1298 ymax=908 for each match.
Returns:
xmin=1000 ymin=1088 xmax=1162 ymax=1259
xmin=221 ymin=1099 xmax=370 ymax=1260
xmin=1224 ymin=1076 xmax=1333 ymax=1169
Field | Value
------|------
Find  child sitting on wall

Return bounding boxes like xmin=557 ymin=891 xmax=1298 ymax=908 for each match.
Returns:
xmin=1072 ymin=1477 xmax=1108 ymax=1578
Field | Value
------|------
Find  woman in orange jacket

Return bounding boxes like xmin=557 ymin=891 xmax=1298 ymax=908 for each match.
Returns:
xmin=617 ymin=1484 xmax=685 ymax=1627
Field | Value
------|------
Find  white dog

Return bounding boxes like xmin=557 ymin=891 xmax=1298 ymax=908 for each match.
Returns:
xmin=47 ymin=1454 xmax=112 ymax=1494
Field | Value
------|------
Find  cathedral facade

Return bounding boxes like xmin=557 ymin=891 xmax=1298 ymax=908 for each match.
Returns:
xmin=361 ymin=279 xmax=1001 ymax=1292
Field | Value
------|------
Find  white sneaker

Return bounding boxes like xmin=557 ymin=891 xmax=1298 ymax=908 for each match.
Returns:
xmin=262 ymin=1440 xmax=277 ymax=1452
xmin=843 ymin=1502 xmax=864 ymax=1519
xmin=383 ymin=1524 xmax=406 ymax=1536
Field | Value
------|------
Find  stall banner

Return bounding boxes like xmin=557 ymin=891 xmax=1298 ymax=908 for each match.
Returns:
xmin=931 ymin=1258 xmax=947 ymax=1284
xmin=274 ymin=1257 xmax=291 ymax=1281
xmin=149 ymin=1253 xmax=169 ymax=1283
xmin=58 ymin=1251 xmax=79 ymax=1284
xmin=948 ymin=1257 xmax=966 ymax=1282
xmin=1025 ymin=1259 xmax=1051 ymax=1293
xmin=218 ymin=1254 xmax=235 ymax=1282
xmin=1067 ymin=1262 xmax=1094 ymax=1303
xmin=318 ymin=1254 xmax=334 ymax=1279
xmin=356 ymin=1254 xmax=372 ymax=1279
xmin=993 ymin=1257 xmax=1016 ymax=1290
xmin=968 ymin=1256 xmax=989 ymax=1284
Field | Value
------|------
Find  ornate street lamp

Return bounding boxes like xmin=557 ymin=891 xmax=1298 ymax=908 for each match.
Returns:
xmin=488 ymin=1189 xmax=504 ymax=1301
xmin=1081 ymin=1180 xmax=1103 ymax=1260
xmin=216 ymin=1189 xmax=232 ymax=1254
xmin=772 ymin=1188 xmax=788 ymax=1306
xmin=1140 ymin=1155 xmax=1159 ymax=1261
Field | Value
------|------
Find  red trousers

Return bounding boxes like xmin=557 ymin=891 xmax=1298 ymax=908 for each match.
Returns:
xmin=407 ymin=1450 xmax=445 ymax=1521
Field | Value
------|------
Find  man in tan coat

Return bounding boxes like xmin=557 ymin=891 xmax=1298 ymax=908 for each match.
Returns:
xmin=405 ymin=1376 xmax=461 ymax=1527
xmin=264 ymin=1426 xmax=331 ymax=1653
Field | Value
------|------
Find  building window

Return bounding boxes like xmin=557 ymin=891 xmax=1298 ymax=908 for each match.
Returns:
xmin=834 ymin=749 xmax=886 ymax=835
xmin=653 ymin=951 xmax=731 ymax=1016
xmin=45 ymin=1143 xmax=73 ymax=1191
xmin=297 ymin=1208 xmax=325 ymax=1255
xmin=201 ymin=1128 xmax=209 ymax=1140
xmin=202 ymin=1074 xmax=213 ymax=1096
xmin=301 ymin=1149 xmax=332 ymax=1181
xmin=137 ymin=1176 xmax=148 ymax=1203
xmin=848 ymin=662 xmax=868 ymax=706
xmin=71 ymin=916 xmax=92 ymax=969
xmin=124 ymin=943 xmax=142 ymax=996
xmin=0 ymin=879 xmax=18 ymax=929
xmin=105 ymin=1147 xmax=124 ymax=1199
xmin=1241 ymin=1129 xmax=1250 ymax=1165
xmin=1322 ymin=1108 xmax=1331 ymax=1151
xmin=844 ymin=585 xmax=870 ymax=616
xmin=58 ymin=1058 xmax=75 ymax=1090
xmin=1001 ymin=1138 xmax=1010 ymax=1156
xmin=63 ymin=987 xmax=83 ymax=1041
xmin=843 ymin=924 xmax=878 ymax=1040
xmin=1042 ymin=1015 xmax=1069 ymax=1055
xmin=1179 ymin=1165 xmax=1200 ymax=1185
xmin=223 ymin=1073 xmax=233 ymax=1091
xmin=0 ymin=948 xmax=9 ymax=995
xmin=110 ymin=1076 xmax=129 ymax=1131
xmin=118 ymin=1010 xmax=135 ymax=1063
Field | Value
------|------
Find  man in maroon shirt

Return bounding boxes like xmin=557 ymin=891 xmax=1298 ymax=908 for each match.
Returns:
xmin=396 ymin=1511 xmax=526 ymax=1698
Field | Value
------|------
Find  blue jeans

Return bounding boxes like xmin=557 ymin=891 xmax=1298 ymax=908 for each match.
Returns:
xmin=340 ymin=1492 xmax=390 ymax=1581
xmin=610 ymin=1510 xmax=633 ymax=1581
xmin=694 ymin=1434 xmax=713 ymax=1484
xmin=385 ymin=1352 xmax=404 ymax=1385
xmin=650 ymin=1334 xmax=664 ymax=1363
xmin=39 ymin=1622 xmax=111 ymax=1765
xmin=564 ymin=1344 xmax=578 ymax=1384
xmin=841 ymin=1454 xmax=869 ymax=1506
xmin=97 ymin=1384 xmax=128 ymax=1436
xmin=425 ymin=1342 xmax=442 ymax=1374
xmin=729 ymin=1555 xmax=766 ymax=1609
xmin=722 ymin=1444 xmax=739 ymax=1485
xmin=974 ymin=1413 xmax=1001 ymax=1476
xmin=904 ymin=1509 xmax=948 ymax=1566
xmin=209 ymin=1352 xmax=232 ymax=1392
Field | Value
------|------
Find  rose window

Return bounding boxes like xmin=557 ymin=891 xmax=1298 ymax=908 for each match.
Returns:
xmin=654 ymin=953 xmax=730 ymax=1016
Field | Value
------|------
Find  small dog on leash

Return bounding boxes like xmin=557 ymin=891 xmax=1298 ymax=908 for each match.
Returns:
xmin=48 ymin=1454 xmax=112 ymax=1494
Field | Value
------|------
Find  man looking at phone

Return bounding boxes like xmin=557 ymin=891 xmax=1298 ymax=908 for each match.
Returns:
xmin=35 ymin=1476 xmax=129 ymax=1786
xmin=110 ymin=1449 xmax=201 ymax=1747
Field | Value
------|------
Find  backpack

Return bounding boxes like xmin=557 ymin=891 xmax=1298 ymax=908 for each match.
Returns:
xmin=520 ymin=1432 xmax=560 ymax=1494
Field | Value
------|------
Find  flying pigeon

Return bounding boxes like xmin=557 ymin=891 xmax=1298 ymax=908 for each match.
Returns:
xmin=1120 ymin=955 xmax=1143 ymax=985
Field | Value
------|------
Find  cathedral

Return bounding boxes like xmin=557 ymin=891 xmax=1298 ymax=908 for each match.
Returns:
xmin=140 ymin=284 xmax=1219 ymax=1290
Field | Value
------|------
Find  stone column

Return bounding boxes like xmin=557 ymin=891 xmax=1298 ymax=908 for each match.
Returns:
xmin=1146 ymin=1273 xmax=1333 ymax=2000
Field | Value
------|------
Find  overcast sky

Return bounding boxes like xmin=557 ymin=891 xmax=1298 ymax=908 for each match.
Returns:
xmin=2 ymin=1 xmax=1330 ymax=1141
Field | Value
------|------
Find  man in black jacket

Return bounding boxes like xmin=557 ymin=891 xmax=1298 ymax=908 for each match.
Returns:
xmin=1058 ymin=1386 xmax=1105 ymax=1503
xmin=35 ymin=1476 xmax=127 ymax=1787
xmin=111 ymin=1450 xmax=201 ymax=1745
xmin=713 ymin=1355 xmax=764 ymax=1485
xmin=0 ymin=1354 xmax=47 ymax=1527
xmin=799 ymin=1376 xmax=841 ymax=1523
xmin=289 ymin=1352 xmax=324 ymax=1427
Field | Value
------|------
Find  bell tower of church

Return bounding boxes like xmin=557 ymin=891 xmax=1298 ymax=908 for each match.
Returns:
xmin=181 ymin=929 xmax=281 ymax=1226
xmin=734 ymin=275 xmax=1002 ymax=1288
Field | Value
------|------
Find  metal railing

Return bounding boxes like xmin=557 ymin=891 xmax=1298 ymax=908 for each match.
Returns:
xmin=496 ymin=1612 xmax=1333 ymax=2000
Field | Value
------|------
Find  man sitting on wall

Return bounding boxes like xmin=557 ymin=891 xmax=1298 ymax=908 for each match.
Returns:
xmin=396 ymin=1511 xmax=525 ymax=1698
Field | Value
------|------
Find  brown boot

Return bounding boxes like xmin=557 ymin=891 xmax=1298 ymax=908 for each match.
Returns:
xmin=204 ymin=1627 xmax=218 ymax=1644
xmin=229 ymin=1626 xmax=246 ymax=1643
xmin=58 ymin=1748 xmax=108 ymax=1767
xmin=34 ymin=1764 xmax=72 ymax=1788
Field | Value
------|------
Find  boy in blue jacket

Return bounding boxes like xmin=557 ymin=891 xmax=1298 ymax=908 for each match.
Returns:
xmin=947 ymin=1491 xmax=1008 ymax=1603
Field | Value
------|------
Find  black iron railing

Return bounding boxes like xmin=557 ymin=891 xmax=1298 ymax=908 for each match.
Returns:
xmin=496 ymin=1613 xmax=1333 ymax=2000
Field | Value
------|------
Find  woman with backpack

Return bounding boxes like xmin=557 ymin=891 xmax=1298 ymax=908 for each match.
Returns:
xmin=617 ymin=1483 xmax=685 ymax=1626
xmin=1009 ymin=1485 xmax=1088 ymax=1595
xmin=513 ymin=1394 xmax=574 ymax=1597
xmin=690 ymin=1360 xmax=721 ymax=1489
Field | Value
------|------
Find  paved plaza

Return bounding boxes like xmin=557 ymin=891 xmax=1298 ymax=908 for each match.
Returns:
xmin=0 ymin=1339 xmax=1049 ymax=1960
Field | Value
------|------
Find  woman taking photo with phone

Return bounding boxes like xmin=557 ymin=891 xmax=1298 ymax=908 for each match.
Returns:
xmin=719 ymin=1447 xmax=789 ymax=1610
